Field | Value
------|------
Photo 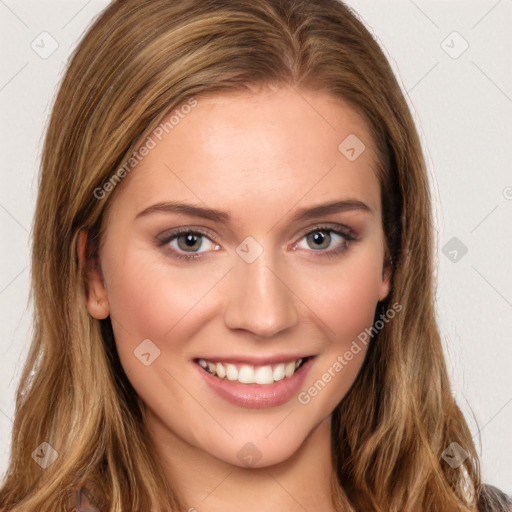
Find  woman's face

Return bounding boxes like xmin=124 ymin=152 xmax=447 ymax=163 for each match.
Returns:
xmin=83 ymin=86 xmax=391 ymax=468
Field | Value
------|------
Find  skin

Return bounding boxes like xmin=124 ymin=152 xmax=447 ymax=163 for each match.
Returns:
xmin=79 ymin=85 xmax=391 ymax=512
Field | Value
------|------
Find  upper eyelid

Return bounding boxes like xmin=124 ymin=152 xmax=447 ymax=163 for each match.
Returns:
xmin=157 ymin=223 xmax=357 ymax=249
xmin=295 ymin=222 xmax=356 ymax=239
xmin=156 ymin=226 xmax=220 ymax=245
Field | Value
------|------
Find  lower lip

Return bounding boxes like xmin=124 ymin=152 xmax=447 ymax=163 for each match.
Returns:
xmin=196 ymin=357 xmax=315 ymax=409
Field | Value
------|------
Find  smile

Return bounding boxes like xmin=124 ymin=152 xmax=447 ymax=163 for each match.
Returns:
xmin=195 ymin=355 xmax=315 ymax=408
xmin=196 ymin=357 xmax=307 ymax=385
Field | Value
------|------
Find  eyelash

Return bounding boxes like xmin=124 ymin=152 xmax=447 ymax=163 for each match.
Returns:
xmin=155 ymin=224 xmax=358 ymax=262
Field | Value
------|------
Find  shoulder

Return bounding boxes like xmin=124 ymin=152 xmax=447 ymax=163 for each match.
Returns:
xmin=478 ymin=484 xmax=512 ymax=512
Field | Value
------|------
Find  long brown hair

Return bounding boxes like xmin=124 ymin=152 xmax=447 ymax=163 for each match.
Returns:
xmin=0 ymin=0 xmax=495 ymax=510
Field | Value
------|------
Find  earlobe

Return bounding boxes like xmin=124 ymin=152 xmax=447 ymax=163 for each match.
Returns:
xmin=378 ymin=257 xmax=393 ymax=302
xmin=77 ymin=230 xmax=110 ymax=319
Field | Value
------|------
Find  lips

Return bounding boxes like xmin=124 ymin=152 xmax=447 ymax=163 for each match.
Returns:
xmin=195 ymin=355 xmax=315 ymax=408
xmin=196 ymin=357 xmax=307 ymax=385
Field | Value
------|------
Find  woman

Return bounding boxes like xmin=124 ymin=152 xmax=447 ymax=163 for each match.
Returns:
xmin=0 ymin=0 xmax=509 ymax=511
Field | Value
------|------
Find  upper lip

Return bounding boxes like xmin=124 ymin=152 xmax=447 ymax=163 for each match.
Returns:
xmin=194 ymin=354 xmax=313 ymax=366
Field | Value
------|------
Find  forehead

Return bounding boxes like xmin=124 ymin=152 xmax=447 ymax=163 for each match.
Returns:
xmin=105 ymin=87 xmax=381 ymax=224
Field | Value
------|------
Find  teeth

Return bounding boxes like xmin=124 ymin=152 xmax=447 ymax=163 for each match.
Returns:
xmin=216 ymin=362 xmax=226 ymax=379
xmin=285 ymin=361 xmax=296 ymax=378
xmin=238 ymin=365 xmax=255 ymax=384
xmin=198 ymin=357 xmax=306 ymax=385
xmin=273 ymin=363 xmax=285 ymax=382
xmin=255 ymin=365 xmax=273 ymax=385
xmin=226 ymin=363 xmax=238 ymax=381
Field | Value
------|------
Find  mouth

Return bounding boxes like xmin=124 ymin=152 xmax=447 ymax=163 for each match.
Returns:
xmin=194 ymin=354 xmax=316 ymax=408
xmin=195 ymin=356 xmax=311 ymax=385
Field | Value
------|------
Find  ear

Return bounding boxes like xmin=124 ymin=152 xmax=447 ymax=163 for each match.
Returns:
xmin=77 ymin=230 xmax=110 ymax=319
xmin=378 ymin=251 xmax=393 ymax=302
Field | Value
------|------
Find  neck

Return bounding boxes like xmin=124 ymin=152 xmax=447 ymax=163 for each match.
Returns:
xmin=145 ymin=411 xmax=339 ymax=512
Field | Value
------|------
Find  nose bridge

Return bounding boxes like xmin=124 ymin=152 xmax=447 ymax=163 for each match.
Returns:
xmin=223 ymin=239 xmax=298 ymax=337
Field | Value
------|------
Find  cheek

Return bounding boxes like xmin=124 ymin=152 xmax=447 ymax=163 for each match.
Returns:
xmin=102 ymin=243 xmax=225 ymax=358
xmin=105 ymin=257 xmax=175 ymax=339
xmin=297 ymin=252 xmax=384 ymax=343
xmin=102 ymin=242 xmax=167 ymax=327
xmin=296 ymin=256 xmax=383 ymax=413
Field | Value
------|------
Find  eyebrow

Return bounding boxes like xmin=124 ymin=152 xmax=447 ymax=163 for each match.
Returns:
xmin=135 ymin=199 xmax=372 ymax=224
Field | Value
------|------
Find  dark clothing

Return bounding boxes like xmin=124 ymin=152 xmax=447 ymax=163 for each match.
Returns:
xmin=478 ymin=484 xmax=512 ymax=512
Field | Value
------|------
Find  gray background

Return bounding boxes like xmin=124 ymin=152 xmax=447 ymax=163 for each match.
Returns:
xmin=0 ymin=0 xmax=511 ymax=493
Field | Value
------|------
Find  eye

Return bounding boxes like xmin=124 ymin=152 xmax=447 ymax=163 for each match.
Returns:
xmin=156 ymin=228 xmax=221 ymax=260
xmin=156 ymin=223 xmax=357 ymax=262
xmin=293 ymin=224 xmax=356 ymax=256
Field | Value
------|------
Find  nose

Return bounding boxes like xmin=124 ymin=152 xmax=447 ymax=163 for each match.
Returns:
xmin=223 ymin=247 xmax=299 ymax=338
